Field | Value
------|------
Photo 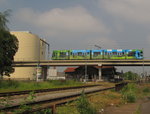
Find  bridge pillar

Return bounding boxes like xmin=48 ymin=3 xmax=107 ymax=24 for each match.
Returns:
xmin=42 ymin=66 xmax=48 ymax=81
xmin=98 ymin=64 xmax=102 ymax=81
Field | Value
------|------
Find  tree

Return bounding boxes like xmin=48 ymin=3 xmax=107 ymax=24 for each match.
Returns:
xmin=0 ymin=10 xmax=18 ymax=77
xmin=123 ymin=71 xmax=140 ymax=80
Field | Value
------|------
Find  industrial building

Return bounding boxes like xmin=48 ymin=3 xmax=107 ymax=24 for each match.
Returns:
xmin=6 ymin=31 xmax=48 ymax=80
xmin=64 ymin=66 xmax=122 ymax=82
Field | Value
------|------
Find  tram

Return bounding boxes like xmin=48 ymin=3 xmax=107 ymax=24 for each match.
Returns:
xmin=52 ymin=49 xmax=143 ymax=60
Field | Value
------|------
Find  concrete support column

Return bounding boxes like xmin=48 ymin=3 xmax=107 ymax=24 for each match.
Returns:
xmin=98 ymin=68 xmax=102 ymax=80
xmin=36 ymin=66 xmax=42 ymax=82
xmin=98 ymin=64 xmax=102 ymax=81
xmin=42 ymin=66 xmax=48 ymax=80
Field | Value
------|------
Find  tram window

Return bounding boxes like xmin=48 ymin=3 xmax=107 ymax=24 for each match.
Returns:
xmin=73 ymin=53 xmax=77 ymax=56
xmin=113 ymin=52 xmax=117 ymax=55
xmin=83 ymin=53 xmax=86 ymax=56
xmin=128 ymin=52 xmax=135 ymax=56
xmin=78 ymin=52 xmax=83 ymax=56
xmin=52 ymin=53 xmax=55 ymax=57
xmin=93 ymin=52 xmax=101 ymax=57
xmin=108 ymin=52 xmax=112 ymax=55
xmin=72 ymin=53 xmax=75 ymax=57
xmin=118 ymin=53 xmax=122 ymax=56
xmin=60 ymin=52 xmax=66 ymax=57
xmin=104 ymin=52 xmax=106 ymax=55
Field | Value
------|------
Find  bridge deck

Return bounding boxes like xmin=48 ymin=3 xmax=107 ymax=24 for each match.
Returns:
xmin=13 ymin=60 xmax=150 ymax=67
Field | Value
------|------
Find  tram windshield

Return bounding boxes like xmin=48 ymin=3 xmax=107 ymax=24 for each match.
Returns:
xmin=136 ymin=51 xmax=143 ymax=59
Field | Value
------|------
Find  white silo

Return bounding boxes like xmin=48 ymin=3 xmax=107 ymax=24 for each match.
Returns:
xmin=7 ymin=31 xmax=47 ymax=80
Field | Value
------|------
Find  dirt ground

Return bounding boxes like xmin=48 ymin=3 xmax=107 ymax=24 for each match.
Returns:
xmin=100 ymin=98 xmax=150 ymax=114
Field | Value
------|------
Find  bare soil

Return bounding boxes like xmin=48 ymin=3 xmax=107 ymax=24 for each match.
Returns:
xmin=100 ymin=98 xmax=150 ymax=114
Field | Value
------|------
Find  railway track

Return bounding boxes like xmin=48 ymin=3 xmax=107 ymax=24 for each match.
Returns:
xmin=0 ymin=84 xmax=101 ymax=97
xmin=0 ymin=82 xmax=127 ymax=113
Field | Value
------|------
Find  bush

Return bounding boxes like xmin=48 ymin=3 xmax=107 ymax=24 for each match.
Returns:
xmin=143 ymin=87 xmax=150 ymax=93
xmin=76 ymin=91 xmax=96 ymax=114
xmin=123 ymin=71 xmax=140 ymax=80
xmin=126 ymin=92 xmax=136 ymax=103
xmin=121 ymin=83 xmax=137 ymax=103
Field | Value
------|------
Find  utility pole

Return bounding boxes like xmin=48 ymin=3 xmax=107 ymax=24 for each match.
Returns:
xmin=85 ymin=63 xmax=87 ymax=82
xmin=36 ymin=39 xmax=41 ymax=82
xmin=142 ymin=48 xmax=145 ymax=78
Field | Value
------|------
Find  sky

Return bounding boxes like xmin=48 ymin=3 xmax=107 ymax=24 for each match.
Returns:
xmin=1 ymin=0 xmax=150 ymax=73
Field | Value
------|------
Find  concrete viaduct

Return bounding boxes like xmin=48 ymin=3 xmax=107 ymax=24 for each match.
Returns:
xmin=13 ymin=60 xmax=150 ymax=67
xmin=12 ymin=60 xmax=149 ymax=80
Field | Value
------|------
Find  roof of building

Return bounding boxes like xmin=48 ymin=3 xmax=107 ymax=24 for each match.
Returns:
xmin=64 ymin=67 xmax=77 ymax=73
xmin=94 ymin=66 xmax=114 ymax=69
xmin=64 ymin=66 xmax=114 ymax=73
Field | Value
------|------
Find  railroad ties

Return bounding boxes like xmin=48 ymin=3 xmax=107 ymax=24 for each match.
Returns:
xmin=0 ymin=83 xmax=127 ymax=113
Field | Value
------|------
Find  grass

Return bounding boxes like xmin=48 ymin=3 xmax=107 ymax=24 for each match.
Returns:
xmin=76 ymin=91 xmax=97 ymax=114
xmin=0 ymin=80 xmax=115 ymax=92
xmin=57 ymin=83 xmax=150 ymax=114
xmin=120 ymin=83 xmax=138 ymax=103
xmin=57 ymin=90 xmax=123 ymax=114
xmin=134 ymin=105 xmax=141 ymax=114
xmin=89 ymin=91 xmax=123 ymax=109
xmin=0 ymin=80 xmax=84 ymax=92
xmin=1 ymin=80 xmax=149 ymax=113
xmin=57 ymin=104 xmax=78 ymax=114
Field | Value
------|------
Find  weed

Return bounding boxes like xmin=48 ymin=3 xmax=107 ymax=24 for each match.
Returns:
xmin=0 ymin=80 xmax=83 ymax=92
xmin=57 ymin=105 xmax=78 ymax=114
xmin=0 ymin=96 xmax=13 ymax=107
xmin=29 ymin=109 xmax=52 ymax=114
xmin=143 ymin=87 xmax=150 ymax=93
xmin=126 ymin=91 xmax=136 ymax=103
xmin=14 ymin=91 xmax=36 ymax=113
xmin=134 ymin=105 xmax=141 ymax=114
xmin=76 ymin=91 xmax=97 ymax=114
xmin=0 ymin=80 xmax=19 ymax=89
xmin=121 ymin=83 xmax=137 ymax=103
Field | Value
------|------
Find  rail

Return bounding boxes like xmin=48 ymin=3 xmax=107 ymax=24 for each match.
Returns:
xmin=0 ymin=82 xmax=127 ymax=114
xmin=0 ymin=84 xmax=101 ymax=97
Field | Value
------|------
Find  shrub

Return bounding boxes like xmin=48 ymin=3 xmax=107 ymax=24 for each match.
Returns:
xmin=126 ymin=91 xmax=136 ymax=103
xmin=76 ymin=91 xmax=96 ymax=114
xmin=143 ymin=87 xmax=150 ymax=93
xmin=123 ymin=71 xmax=140 ymax=80
xmin=121 ymin=83 xmax=137 ymax=103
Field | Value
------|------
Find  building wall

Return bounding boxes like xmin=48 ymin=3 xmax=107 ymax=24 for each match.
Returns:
xmin=47 ymin=67 xmax=65 ymax=80
xmin=6 ymin=31 xmax=46 ymax=80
